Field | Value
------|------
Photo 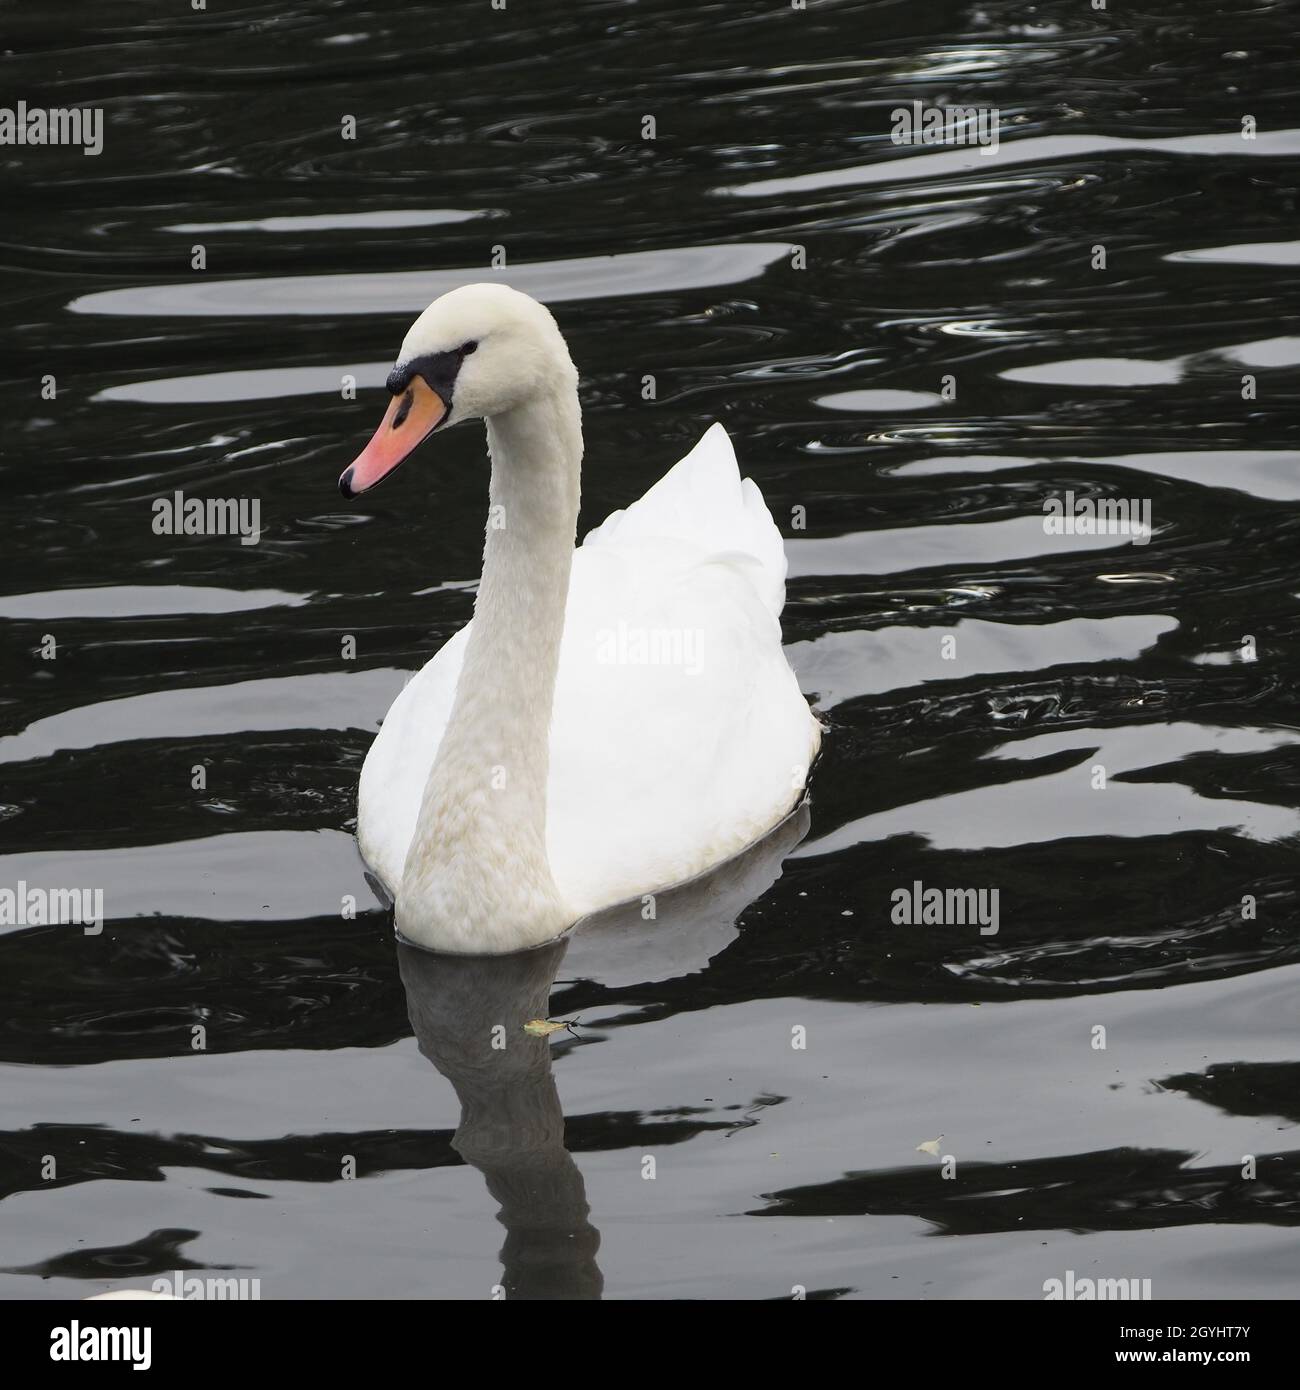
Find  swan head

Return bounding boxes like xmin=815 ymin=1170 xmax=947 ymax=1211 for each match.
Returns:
xmin=339 ymin=283 xmax=575 ymax=498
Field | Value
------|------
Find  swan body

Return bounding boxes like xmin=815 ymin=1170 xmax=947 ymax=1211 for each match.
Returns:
xmin=341 ymin=284 xmax=819 ymax=953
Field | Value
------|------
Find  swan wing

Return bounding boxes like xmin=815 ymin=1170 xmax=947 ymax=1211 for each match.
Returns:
xmin=550 ymin=422 xmax=818 ymax=912
xmin=356 ymin=625 xmax=469 ymax=896
xmin=582 ymin=421 xmax=788 ymax=619
xmin=546 ymin=539 xmax=818 ymax=916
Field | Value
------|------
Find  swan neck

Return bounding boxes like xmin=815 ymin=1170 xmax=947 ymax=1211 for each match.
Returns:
xmin=396 ymin=385 xmax=582 ymax=952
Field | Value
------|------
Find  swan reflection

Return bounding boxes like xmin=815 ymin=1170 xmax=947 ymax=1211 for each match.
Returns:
xmin=398 ymin=936 xmax=602 ymax=1300
xmin=396 ymin=799 xmax=810 ymax=1299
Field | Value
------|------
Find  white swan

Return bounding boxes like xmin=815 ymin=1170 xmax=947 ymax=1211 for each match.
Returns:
xmin=340 ymin=283 xmax=820 ymax=953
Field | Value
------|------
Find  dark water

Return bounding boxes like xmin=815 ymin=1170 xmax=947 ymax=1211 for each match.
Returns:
xmin=2 ymin=0 xmax=1299 ymax=1300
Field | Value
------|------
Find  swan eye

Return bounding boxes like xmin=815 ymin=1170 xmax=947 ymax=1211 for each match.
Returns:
xmin=461 ymin=341 xmax=478 ymax=356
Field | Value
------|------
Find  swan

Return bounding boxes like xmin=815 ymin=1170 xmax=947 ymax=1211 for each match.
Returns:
xmin=339 ymin=283 xmax=820 ymax=953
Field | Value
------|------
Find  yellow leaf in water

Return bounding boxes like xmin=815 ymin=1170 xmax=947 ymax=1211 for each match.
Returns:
xmin=916 ymin=1135 xmax=944 ymax=1156
xmin=524 ymin=1018 xmax=571 ymax=1037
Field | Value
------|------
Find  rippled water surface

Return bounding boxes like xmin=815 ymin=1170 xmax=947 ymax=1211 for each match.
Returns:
xmin=3 ymin=0 xmax=1299 ymax=1299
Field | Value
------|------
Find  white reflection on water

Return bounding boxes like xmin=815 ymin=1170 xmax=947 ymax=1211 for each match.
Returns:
xmin=799 ymin=722 xmax=1300 ymax=858
xmin=70 ymin=243 xmax=794 ymax=317
xmin=890 ymin=449 xmax=1300 ymax=503
xmin=164 ymin=208 xmax=491 ymax=233
xmin=724 ymin=129 xmax=1300 ymax=198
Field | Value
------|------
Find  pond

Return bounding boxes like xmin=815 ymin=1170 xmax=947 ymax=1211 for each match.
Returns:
xmin=1 ymin=0 xmax=1297 ymax=1300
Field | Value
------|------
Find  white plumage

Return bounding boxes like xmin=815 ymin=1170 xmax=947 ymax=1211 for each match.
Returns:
xmin=359 ymin=423 xmax=819 ymax=925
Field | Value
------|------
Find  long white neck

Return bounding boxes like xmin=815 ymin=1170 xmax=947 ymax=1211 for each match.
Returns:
xmin=396 ymin=385 xmax=583 ymax=952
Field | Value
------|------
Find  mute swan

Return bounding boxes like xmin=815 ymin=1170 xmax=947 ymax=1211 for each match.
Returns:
xmin=339 ymin=283 xmax=820 ymax=953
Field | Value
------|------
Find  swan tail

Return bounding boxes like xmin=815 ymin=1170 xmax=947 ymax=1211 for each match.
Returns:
xmin=582 ymin=422 xmax=788 ymax=617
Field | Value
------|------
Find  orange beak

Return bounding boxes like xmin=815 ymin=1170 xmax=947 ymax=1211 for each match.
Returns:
xmin=339 ymin=376 xmax=448 ymax=498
